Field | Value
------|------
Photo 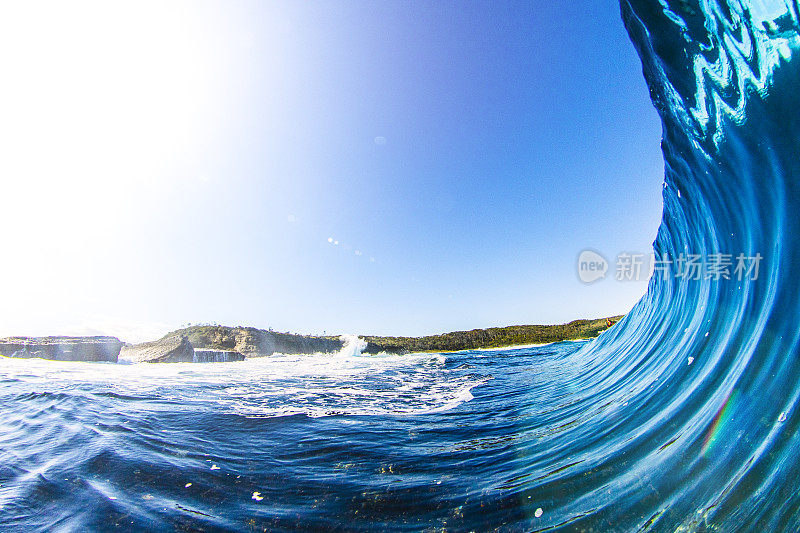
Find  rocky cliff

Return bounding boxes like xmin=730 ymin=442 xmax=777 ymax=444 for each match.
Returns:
xmin=119 ymin=336 xmax=246 ymax=363
xmin=193 ymin=349 xmax=245 ymax=363
xmin=163 ymin=326 xmax=345 ymax=357
xmin=0 ymin=336 xmax=122 ymax=362
xmin=119 ymin=336 xmax=196 ymax=363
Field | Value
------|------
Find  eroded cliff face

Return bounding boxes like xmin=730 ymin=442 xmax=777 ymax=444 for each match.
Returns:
xmin=167 ymin=326 xmax=344 ymax=357
xmin=119 ymin=336 xmax=195 ymax=363
xmin=192 ymin=349 xmax=245 ymax=363
xmin=119 ymin=336 xmax=245 ymax=363
xmin=124 ymin=326 xmax=401 ymax=359
xmin=0 ymin=336 xmax=122 ymax=362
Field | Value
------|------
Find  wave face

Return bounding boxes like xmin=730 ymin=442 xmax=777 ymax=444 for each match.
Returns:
xmin=1 ymin=1 xmax=799 ymax=531
xmin=577 ymin=0 xmax=800 ymax=528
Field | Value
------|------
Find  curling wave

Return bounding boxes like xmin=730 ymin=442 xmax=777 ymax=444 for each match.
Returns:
xmin=557 ymin=0 xmax=800 ymax=528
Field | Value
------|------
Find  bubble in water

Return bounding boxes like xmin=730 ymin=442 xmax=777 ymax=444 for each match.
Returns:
xmin=778 ymin=412 xmax=787 ymax=422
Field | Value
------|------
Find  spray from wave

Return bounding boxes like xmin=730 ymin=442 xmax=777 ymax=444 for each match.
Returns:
xmin=337 ymin=334 xmax=368 ymax=357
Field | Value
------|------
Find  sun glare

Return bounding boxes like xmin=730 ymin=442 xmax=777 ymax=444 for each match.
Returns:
xmin=0 ymin=2 xmax=229 ymax=334
xmin=0 ymin=2 xmax=218 ymax=232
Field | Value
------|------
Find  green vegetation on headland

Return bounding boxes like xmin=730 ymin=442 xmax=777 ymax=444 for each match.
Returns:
xmin=153 ymin=316 xmax=623 ymax=358
xmin=0 ymin=316 xmax=622 ymax=363
xmin=362 ymin=317 xmax=624 ymax=353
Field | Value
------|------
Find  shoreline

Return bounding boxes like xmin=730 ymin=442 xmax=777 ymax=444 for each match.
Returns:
xmin=412 ymin=337 xmax=597 ymax=355
xmin=0 ymin=318 xmax=622 ymax=363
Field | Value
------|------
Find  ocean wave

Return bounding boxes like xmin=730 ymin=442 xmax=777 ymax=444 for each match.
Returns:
xmin=0 ymin=1 xmax=798 ymax=530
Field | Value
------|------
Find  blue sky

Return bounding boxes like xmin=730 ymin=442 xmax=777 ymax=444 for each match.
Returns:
xmin=0 ymin=1 xmax=664 ymax=341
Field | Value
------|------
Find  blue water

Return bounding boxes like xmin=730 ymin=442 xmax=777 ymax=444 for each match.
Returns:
xmin=2 ymin=0 xmax=800 ymax=530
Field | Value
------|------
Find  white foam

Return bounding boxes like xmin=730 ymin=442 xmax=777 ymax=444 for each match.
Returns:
xmin=0 ymin=349 xmax=488 ymax=418
xmin=338 ymin=334 xmax=368 ymax=357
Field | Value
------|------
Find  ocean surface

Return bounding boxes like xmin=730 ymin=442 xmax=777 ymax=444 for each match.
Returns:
xmin=3 ymin=0 xmax=800 ymax=530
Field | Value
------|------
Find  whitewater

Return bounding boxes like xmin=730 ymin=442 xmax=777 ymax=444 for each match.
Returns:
xmin=2 ymin=0 xmax=800 ymax=530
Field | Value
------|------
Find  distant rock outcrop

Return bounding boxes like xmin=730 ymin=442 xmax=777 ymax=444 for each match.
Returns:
xmin=164 ymin=326 xmax=344 ymax=358
xmin=119 ymin=336 xmax=246 ymax=363
xmin=0 ymin=336 xmax=122 ymax=362
xmin=120 ymin=335 xmax=196 ymax=363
